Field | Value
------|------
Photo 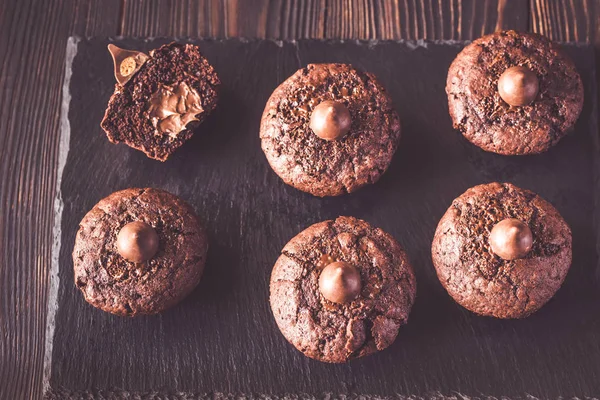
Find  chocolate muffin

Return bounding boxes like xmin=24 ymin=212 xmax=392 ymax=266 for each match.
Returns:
xmin=101 ymin=42 xmax=220 ymax=161
xmin=260 ymin=64 xmax=401 ymax=197
xmin=446 ymin=30 xmax=583 ymax=155
xmin=269 ymin=216 xmax=416 ymax=363
xmin=431 ymin=182 xmax=572 ymax=319
xmin=73 ymin=188 xmax=208 ymax=316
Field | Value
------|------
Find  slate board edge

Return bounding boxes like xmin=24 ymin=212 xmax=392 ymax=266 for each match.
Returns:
xmin=79 ymin=34 xmax=595 ymax=47
xmin=592 ymin=53 xmax=600 ymax=279
xmin=43 ymin=37 xmax=598 ymax=399
xmin=42 ymin=387 xmax=548 ymax=400
xmin=43 ymin=36 xmax=80 ymax=398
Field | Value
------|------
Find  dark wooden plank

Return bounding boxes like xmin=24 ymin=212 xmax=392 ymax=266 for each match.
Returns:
xmin=529 ymin=3 xmax=600 ymax=280
xmin=530 ymin=0 xmax=594 ymax=42
xmin=0 ymin=1 xmax=120 ymax=399
xmin=496 ymin=0 xmax=529 ymax=32
xmin=121 ymin=0 xmax=224 ymax=37
xmin=121 ymin=0 xmax=528 ymax=39
xmin=45 ymin=37 xmax=600 ymax=398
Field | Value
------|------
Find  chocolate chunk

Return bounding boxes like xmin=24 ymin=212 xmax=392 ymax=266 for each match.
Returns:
xmin=107 ymin=44 xmax=149 ymax=86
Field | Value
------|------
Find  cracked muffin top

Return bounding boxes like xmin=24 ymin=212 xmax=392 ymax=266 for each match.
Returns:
xmin=432 ymin=182 xmax=572 ymax=319
xmin=269 ymin=216 xmax=416 ymax=363
xmin=260 ymin=63 xmax=401 ymax=197
xmin=73 ymin=188 xmax=208 ymax=316
xmin=446 ymin=30 xmax=583 ymax=155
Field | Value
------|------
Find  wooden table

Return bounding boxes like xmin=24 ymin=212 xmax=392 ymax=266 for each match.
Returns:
xmin=1 ymin=1 xmax=597 ymax=398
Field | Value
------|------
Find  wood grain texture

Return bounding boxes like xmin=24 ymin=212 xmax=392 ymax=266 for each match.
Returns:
xmin=0 ymin=1 xmax=120 ymax=399
xmin=120 ymin=0 xmax=529 ymax=39
xmin=530 ymin=0 xmax=595 ymax=42
xmin=45 ymin=37 xmax=600 ymax=399
xmin=0 ymin=0 xmax=596 ymax=398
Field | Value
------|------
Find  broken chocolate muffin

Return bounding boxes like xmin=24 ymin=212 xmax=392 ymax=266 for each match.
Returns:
xmin=101 ymin=42 xmax=220 ymax=161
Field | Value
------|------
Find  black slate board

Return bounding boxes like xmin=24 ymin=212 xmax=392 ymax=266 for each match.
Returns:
xmin=45 ymin=37 xmax=600 ymax=398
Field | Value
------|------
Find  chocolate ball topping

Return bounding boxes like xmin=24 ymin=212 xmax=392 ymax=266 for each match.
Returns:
xmin=309 ymin=100 xmax=352 ymax=141
xmin=489 ymin=218 xmax=533 ymax=260
xmin=318 ymin=261 xmax=361 ymax=304
xmin=107 ymin=44 xmax=150 ymax=86
xmin=120 ymin=57 xmax=137 ymax=77
xmin=116 ymin=221 xmax=159 ymax=263
xmin=497 ymin=66 xmax=539 ymax=106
